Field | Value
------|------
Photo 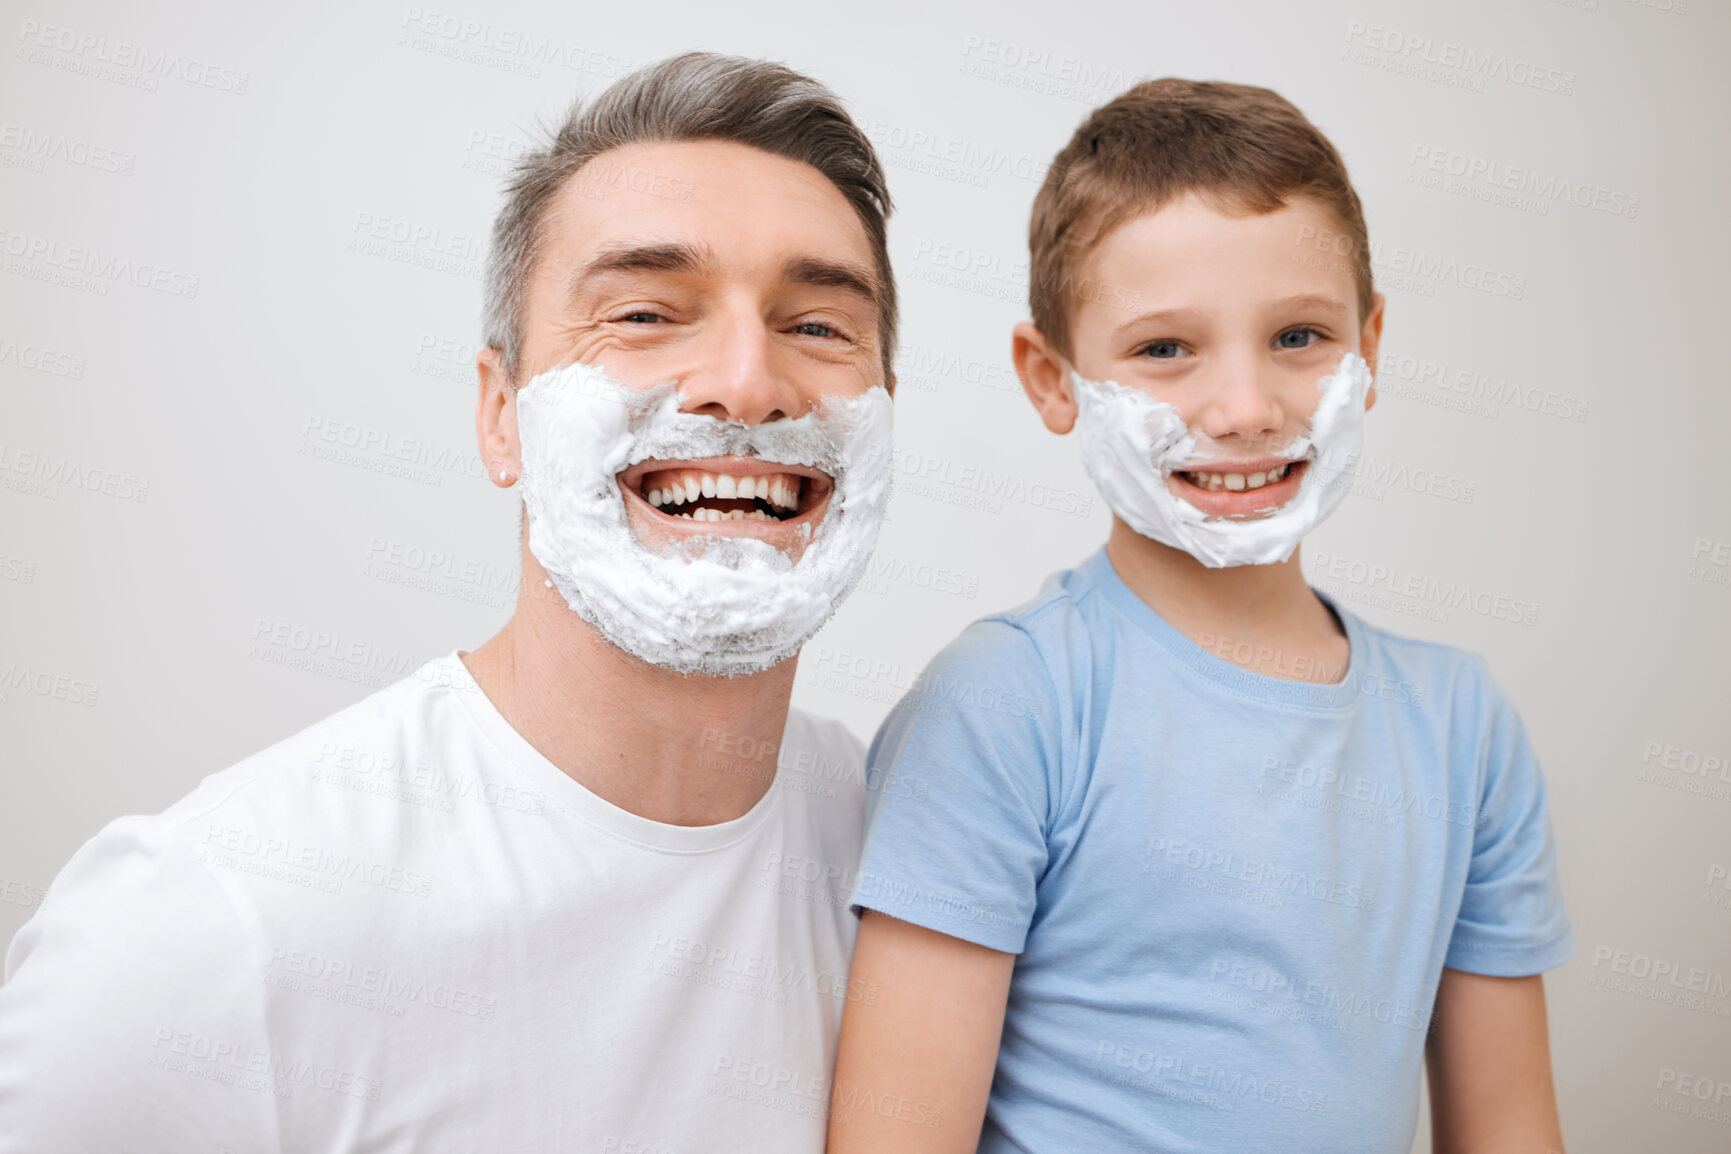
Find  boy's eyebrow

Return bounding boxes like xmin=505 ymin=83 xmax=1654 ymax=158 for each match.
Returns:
xmin=1112 ymin=294 xmax=1350 ymax=334
xmin=1114 ymin=305 xmax=1206 ymax=333
xmin=1270 ymin=293 xmax=1351 ymax=318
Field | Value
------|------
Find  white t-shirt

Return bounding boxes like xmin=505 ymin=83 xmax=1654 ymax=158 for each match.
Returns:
xmin=0 ymin=651 xmax=873 ymax=1153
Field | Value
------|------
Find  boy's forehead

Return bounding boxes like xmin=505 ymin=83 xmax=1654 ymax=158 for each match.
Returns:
xmin=1095 ymin=191 xmax=1337 ymax=266
xmin=1080 ymin=193 xmax=1354 ymax=318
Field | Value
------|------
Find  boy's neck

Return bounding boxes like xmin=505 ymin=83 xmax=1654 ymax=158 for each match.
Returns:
xmin=1103 ymin=518 xmax=1349 ymax=684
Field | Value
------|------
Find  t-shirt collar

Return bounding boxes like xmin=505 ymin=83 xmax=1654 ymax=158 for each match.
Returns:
xmin=434 ymin=649 xmax=787 ymax=853
xmin=1081 ymin=546 xmax=1369 ymax=712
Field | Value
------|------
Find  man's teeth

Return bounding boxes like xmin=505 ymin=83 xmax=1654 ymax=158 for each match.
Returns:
xmin=1184 ymin=463 xmax=1292 ymax=492
xmin=642 ymin=469 xmax=805 ymax=519
xmin=670 ymin=508 xmax=778 ymax=522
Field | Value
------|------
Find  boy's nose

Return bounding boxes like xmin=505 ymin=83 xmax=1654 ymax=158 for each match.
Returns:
xmin=675 ymin=304 xmax=800 ymax=427
xmin=1187 ymin=358 xmax=1287 ymax=443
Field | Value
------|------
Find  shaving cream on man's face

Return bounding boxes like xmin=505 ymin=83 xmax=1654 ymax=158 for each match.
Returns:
xmin=514 ymin=361 xmax=894 ymax=677
xmin=1069 ymin=351 xmax=1373 ymax=568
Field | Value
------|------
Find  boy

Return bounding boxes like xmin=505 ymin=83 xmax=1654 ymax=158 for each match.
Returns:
xmin=827 ymin=80 xmax=1573 ymax=1153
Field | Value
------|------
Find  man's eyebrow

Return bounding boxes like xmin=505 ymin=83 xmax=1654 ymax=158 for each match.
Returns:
xmin=781 ymin=257 xmax=882 ymax=310
xmin=564 ymin=241 xmax=716 ymax=304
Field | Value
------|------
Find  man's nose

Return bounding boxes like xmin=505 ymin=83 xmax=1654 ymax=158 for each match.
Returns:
xmin=1187 ymin=356 xmax=1287 ymax=442
xmin=675 ymin=304 xmax=801 ymax=426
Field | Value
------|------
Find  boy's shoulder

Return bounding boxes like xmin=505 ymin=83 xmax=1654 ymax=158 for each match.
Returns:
xmin=893 ymin=556 xmax=1120 ymax=739
xmin=1323 ymin=593 xmax=1505 ymax=703
xmin=911 ymin=554 xmax=1520 ymax=738
xmin=927 ymin=559 xmax=1105 ymax=680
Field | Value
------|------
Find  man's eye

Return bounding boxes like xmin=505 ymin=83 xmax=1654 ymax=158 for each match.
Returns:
xmin=1277 ymin=326 xmax=1323 ymax=349
xmin=617 ymin=311 xmax=663 ymax=324
xmin=1138 ymin=339 xmax=1183 ymax=359
xmin=794 ymin=321 xmax=840 ymax=338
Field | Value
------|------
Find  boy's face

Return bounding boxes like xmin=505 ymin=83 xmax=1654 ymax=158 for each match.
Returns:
xmin=1052 ymin=191 xmax=1384 ymax=522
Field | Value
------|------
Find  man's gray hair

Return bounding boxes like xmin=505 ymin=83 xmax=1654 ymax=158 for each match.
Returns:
xmin=483 ymin=51 xmax=897 ymax=382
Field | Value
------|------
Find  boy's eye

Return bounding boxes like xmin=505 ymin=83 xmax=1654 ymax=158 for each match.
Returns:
xmin=1276 ymin=326 xmax=1324 ymax=349
xmin=1138 ymin=339 xmax=1184 ymax=359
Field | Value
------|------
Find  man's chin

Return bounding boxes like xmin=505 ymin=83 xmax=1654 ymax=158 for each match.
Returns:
xmin=623 ymin=509 xmax=818 ymax=563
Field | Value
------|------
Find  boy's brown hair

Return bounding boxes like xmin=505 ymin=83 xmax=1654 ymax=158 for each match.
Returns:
xmin=1029 ymin=78 xmax=1373 ymax=359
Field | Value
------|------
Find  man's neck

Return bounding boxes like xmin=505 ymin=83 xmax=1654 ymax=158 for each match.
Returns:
xmin=461 ymin=553 xmax=795 ymax=826
xmin=1104 ymin=519 xmax=1349 ymax=684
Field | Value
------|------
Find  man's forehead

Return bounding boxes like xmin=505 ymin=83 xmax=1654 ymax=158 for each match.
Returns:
xmin=546 ymin=140 xmax=863 ymax=243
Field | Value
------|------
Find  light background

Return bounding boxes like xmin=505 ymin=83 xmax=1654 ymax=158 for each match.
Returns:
xmin=2 ymin=0 xmax=1726 ymax=1148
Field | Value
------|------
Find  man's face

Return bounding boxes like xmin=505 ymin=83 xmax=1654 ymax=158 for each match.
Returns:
xmin=505 ymin=138 xmax=888 ymax=561
xmin=1066 ymin=191 xmax=1383 ymax=523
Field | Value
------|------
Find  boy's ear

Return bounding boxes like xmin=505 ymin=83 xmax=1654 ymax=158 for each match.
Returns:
xmin=1013 ymin=322 xmax=1079 ymax=435
xmin=1359 ymin=291 xmax=1387 ymax=414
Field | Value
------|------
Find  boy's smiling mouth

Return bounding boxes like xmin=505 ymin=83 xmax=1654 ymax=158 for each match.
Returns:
xmin=1173 ymin=458 xmax=1308 ymax=517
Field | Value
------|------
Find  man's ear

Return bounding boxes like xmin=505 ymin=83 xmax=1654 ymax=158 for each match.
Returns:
xmin=1359 ymin=291 xmax=1386 ymax=414
xmin=476 ymin=347 xmax=522 ymax=487
xmin=1012 ymin=322 xmax=1079 ymax=435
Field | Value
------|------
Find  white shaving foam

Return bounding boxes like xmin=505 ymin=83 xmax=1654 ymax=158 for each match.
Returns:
xmin=514 ymin=361 xmax=894 ymax=676
xmin=1069 ymin=351 xmax=1372 ymax=568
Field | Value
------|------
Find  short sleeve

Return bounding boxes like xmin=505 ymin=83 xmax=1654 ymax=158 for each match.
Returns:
xmin=850 ymin=620 xmax=1064 ymax=954
xmin=1443 ymin=660 xmax=1575 ymax=976
xmin=0 ymin=816 xmax=281 ymax=1153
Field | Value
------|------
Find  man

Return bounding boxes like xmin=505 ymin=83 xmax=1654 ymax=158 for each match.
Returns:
xmin=0 ymin=51 xmax=898 ymax=1153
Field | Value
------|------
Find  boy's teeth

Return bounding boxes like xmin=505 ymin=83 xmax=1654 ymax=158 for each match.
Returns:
xmin=1186 ymin=464 xmax=1293 ymax=492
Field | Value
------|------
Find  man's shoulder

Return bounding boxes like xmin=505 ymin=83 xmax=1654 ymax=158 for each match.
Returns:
xmin=159 ymin=653 xmax=474 ymax=832
xmin=784 ymin=706 xmax=865 ymax=761
xmin=780 ymin=707 xmax=872 ymax=833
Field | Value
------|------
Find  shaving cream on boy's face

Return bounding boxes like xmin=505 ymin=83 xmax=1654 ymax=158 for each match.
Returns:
xmin=1069 ymin=351 xmax=1373 ymax=568
xmin=514 ymin=360 xmax=895 ymax=677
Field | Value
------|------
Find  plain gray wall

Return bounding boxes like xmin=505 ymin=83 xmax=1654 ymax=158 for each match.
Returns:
xmin=2 ymin=0 xmax=1727 ymax=1149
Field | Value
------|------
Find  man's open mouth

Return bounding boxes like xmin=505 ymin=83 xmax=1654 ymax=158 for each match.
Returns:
xmin=630 ymin=465 xmax=825 ymax=523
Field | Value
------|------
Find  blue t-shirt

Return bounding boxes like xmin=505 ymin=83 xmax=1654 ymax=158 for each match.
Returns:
xmin=851 ymin=547 xmax=1574 ymax=1154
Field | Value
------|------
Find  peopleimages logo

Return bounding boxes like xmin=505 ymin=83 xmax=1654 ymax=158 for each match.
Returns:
xmin=1341 ymin=21 xmax=1576 ymax=96
xmin=0 ymin=228 xmax=200 ymax=299
xmin=14 ymin=19 xmax=251 ymax=94
xmin=1407 ymin=144 xmax=1639 ymax=220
